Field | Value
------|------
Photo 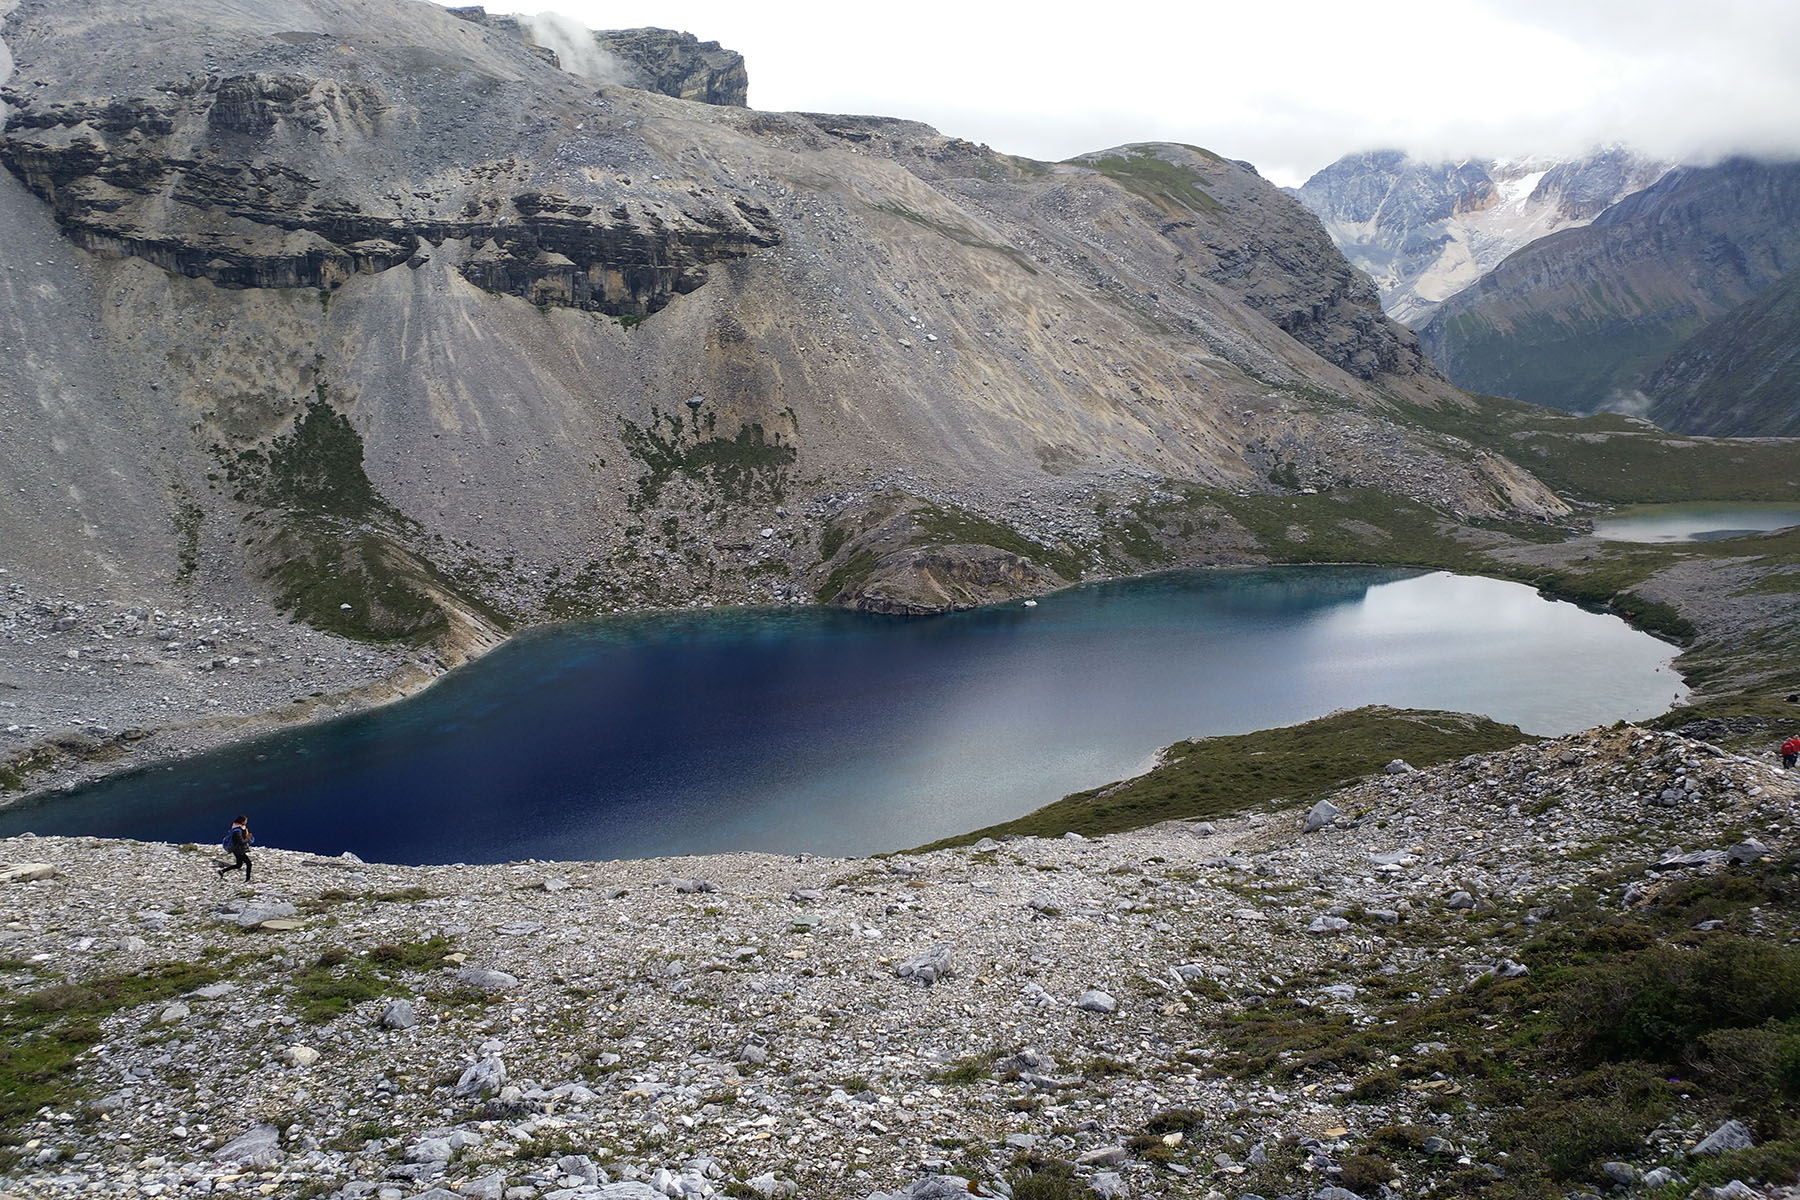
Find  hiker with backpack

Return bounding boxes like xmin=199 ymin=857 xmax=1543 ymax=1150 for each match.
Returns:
xmin=1783 ymin=736 xmax=1800 ymax=770
xmin=218 ymin=814 xmax=253 ymax=882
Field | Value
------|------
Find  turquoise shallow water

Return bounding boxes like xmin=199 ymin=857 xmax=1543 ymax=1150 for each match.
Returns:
xmin=0 ymin=567 xmax=1685 ymax=862
xmin=1592 ymin=503 xmax=1800 ymax=543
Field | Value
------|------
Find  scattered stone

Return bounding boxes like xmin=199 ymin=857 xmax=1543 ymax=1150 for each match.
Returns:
xmin=895 ymin=944 xmax=953 ymax=985
xmin=381 ymin=999 xmax=418 ymax=1030
xmin=0 ymin=862 xmax=57 ymax=883
xmin=1077 ymin=1146 xmax=1128 ymax=1167
xmin=453 ymin=967 xmax=520 ymax=991
xmin=1089 ymin=1174 xmax=1128 ymax=1200
xmin=1727 ymin=839 xmax=1770 ymax=863
xmin=460 ymin=1173 xmax=509 ymax=1200
xmin=1446 ymin=891 xmax=1475 ymax=910
xmin=1384 ymin=759 xmax=1414 ymax=774
xmin=1303 ymin=800 xmax=1341 ymax=833
xmin=1651 ymin=849 xmax=1731 ymax=872
xmin=215 ymin=1123 xmax=282 ymax=1167
xmin=1601 ymin=1161 xmax=1638 ymax=1186
xmin=1076 ymin=989 xmax=1116 ymax=1013
xmin=454 ymin=1055 xmax=507 ymax=1098
xmin=1692 ymin=1119 xmax=1754 ymax=1156
xmin=281 ymin=1044 xmax=319 ymax=1068
xmin=226 ymin=901 xmax=297 ymax=928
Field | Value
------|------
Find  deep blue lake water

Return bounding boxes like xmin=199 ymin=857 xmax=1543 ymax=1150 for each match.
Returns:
xmin=0 ymin=568 xmax=1685 ymax=863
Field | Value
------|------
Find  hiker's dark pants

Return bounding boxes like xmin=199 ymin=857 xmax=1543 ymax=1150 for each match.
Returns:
xmin=1785 ymin=753 xmax=1797 ymax=769
xmin=221 ymin=848 xmax=251 ymax=881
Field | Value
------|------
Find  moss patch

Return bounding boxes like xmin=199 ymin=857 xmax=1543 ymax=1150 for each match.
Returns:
xmin=0 ymin=961 xmax=220 ymax=1136
xmin=1081 ymin=148 xmax=1224 ymax=215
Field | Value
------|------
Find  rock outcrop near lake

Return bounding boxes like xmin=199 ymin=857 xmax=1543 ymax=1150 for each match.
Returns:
xmin=2 ymin=724 xmax=1796 ymax=1198
xmin=0 ymin=0 xmax=1571 ymax=796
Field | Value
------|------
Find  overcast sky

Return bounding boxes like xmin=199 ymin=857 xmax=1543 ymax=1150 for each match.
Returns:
xmin=496 ymin=0 xmax=1800 ymax=186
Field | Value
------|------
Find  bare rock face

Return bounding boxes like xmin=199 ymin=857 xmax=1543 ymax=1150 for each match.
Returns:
xmin=0 ymin=73 xmax=777 ymax=314
xmin=593 ymin=27 xmax=749 ymax=107
xmin=447 ymin=9 xmax=749 ymax=107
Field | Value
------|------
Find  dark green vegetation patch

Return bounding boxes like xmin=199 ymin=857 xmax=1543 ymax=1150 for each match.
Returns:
xmin=218 ymin=390 xmax=506 ymax=643
xmin=909 ymin=502 xmax=1085 ymax=582
xmin=621 ymin=410 xmax=796 ymax=509
xmin=1387 ymin=395 xmax=1800 ymax=506
xmin=916 ymin=706 xmax=1531 ymax=848
xmin=1216 ymin=854 xmax=1800 ymax=1197
xmin=290 ymin=937 xmax=452 ymax=1023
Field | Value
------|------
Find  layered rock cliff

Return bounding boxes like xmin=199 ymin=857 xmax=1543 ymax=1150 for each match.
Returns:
xmin=1414 ymin=157 xmax=1800 ymax=412
xmin=1293 ymin=148 xmax=1668 ymax=326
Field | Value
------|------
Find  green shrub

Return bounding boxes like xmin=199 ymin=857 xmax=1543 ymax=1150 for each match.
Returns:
xmin=1339 ymin=1155 xmax=1396 ymax=1194
xmin=1493 ymin=1062 xmax=1674 ymax=1178
xmin=1557 ymin=936 xmax=1800 ymax=1065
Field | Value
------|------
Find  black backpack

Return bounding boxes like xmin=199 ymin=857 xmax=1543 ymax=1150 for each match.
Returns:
xmin=227 ymin=825 xmax=249 ymax=853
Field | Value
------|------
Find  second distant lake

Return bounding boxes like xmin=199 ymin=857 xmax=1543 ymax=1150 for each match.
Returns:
xmin=1592 ymin=503 xmax=1800 ymax=543
xmin=0 ymin=568 xmax=1686 ymax=863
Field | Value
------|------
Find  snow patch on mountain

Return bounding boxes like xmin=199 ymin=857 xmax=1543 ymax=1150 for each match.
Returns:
xmin=1294 ymin=148 xmax=1669 ymax=327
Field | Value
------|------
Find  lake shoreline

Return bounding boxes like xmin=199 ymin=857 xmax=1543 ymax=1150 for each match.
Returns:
xmin=0 ymin=556 xmax=1684 ymax=823
xmin=0 ymin=566 xmax=1686 ymax=864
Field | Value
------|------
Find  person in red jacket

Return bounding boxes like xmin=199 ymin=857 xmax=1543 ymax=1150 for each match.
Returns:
xmin=1783 ymin=736 xmax=1800 ymax=770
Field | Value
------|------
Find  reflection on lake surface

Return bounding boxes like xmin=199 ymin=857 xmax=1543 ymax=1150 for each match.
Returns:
xmin=0 ymin=568 xmax=1686 ymax=863
xmin=1592 ymin=503 xmax=1800 ymax=543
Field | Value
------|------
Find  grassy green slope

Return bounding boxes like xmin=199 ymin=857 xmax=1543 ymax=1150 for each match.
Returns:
xmin=912 ymin=707 xmax=1532 ymax=850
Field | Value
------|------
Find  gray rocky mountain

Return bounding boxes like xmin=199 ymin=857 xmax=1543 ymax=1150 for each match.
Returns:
xmin=1414 ymin=156 xmax=1800 ymax=413
xmin=447 ymin=8 xmax=750 ymax=107
xmin=0 ymin=0 xmax=1567 ymax=791
xmin=1641 ymin=264 xmax=1800 ymax=437
xmin=1293 ymin=147 xmax=1668 ymax=326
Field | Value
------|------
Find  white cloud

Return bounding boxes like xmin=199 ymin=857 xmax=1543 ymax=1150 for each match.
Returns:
xmin=490 ymin=0 xmax=1800 ymax=183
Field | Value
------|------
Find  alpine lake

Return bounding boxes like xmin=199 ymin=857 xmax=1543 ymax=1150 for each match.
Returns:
xmin=1591 ymin=502 xmax=1800 ymax=543
xmin=0 ymin=566 xmax=1688 ymax=863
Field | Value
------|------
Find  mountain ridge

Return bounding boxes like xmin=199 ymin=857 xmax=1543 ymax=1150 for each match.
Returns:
xmin=1413 ymin=156 xmax=1800 ymax=413
xmin=1292 ymin=147 xmax=1669 ymax=327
